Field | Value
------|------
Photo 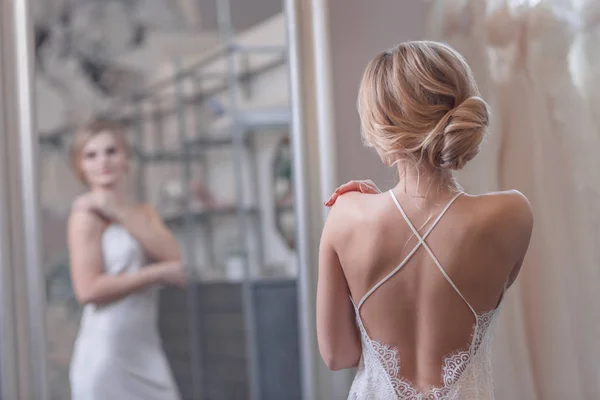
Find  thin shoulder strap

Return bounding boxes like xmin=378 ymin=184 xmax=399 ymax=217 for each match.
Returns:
xmin=389 ymin=191 xmax=478 ymax=319
xmin=355 ymin=190 xmax=463 ymax=310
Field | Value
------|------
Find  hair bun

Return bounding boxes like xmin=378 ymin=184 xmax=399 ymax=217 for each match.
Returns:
xmin=425 ymin=96 xmax=490 ymax=171
xmin=358 ymin=42 xmax=490 ymax=170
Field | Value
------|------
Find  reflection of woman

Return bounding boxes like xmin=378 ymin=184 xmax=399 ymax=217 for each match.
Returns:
xmin=317 ymin=42 xmax=532 ymax=399
xmin=68 ymin=120 xmax=184 ymax=400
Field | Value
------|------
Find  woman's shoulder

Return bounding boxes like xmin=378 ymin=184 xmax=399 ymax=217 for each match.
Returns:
xmin=467 ymin=190 xmax=532 ymax=221
xmin=69 ymin=193 xmax=100 ymax=225
xmin=68 ymin=208 xmax=106 ymax=238
xmin=465 ymin=189 xmax=533 ymax=244
xmin=327 ymin=191 xmax=389 ymax=219
xmin=323 ymin=191 xmax=391 ymax=238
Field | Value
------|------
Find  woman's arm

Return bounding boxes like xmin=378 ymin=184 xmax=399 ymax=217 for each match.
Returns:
xmin=115 ymin=205 xmax=182 ymax=262
xmin=68 ymin=210 xmax=180 ymax=305
xmin=316 ymin=210 xmax=362 ymax=371
xmin=503 ymin=190 xmax=534 ymax=289
xmin=74 ymin=192 xmax=182 ymax=263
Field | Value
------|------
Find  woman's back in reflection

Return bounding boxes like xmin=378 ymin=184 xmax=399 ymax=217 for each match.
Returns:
xmin=316 ymin=41 xmax=533 ymax=400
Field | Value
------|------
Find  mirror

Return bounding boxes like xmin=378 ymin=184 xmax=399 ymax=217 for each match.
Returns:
xmin=37 ymin=0 xmax=303 ymax=398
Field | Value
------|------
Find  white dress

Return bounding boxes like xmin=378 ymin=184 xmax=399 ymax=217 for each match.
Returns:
xmin=69 ymin=224 xmax=180 ymax=400
xmin=570 ymin=0 xmax=600 ymax=134
xmin=485 ymin=1 xmax=600 ymax=398
xmin=525 ymin=2 xmax=600 ymax=397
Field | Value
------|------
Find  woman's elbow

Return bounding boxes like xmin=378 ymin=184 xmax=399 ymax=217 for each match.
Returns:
xmin=323 ymin=356 xmax=349 ymax=372
xmin=75 ymin=291 xmax=94 ymax=306
xmin=74 ymin=287 xmax=106 ymax=306
xmin=321 ymin=348 xmax=361 ymax=371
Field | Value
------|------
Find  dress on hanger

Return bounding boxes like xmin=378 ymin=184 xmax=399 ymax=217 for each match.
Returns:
xmin=526 ymin=2 xmax=600 ymax=397
xmin=486 ymin=1 xmax=600 ymax=398
xmin=570 ymin=0 xmax=600 ymax=133
xmin=483 ymin=5 xmax=540 ymax=398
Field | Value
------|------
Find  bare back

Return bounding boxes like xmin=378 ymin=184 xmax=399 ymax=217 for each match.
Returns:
xmin=328 ymin=189 xmax=532 ymax=395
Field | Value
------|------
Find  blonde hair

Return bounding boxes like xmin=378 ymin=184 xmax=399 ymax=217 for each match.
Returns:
xmin=70 ymin=119 xmax=132 ymax=184
xmin=358 ymin=41 xmax=489 ymax=171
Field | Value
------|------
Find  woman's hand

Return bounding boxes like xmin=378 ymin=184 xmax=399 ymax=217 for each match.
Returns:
xmin=156 ymin=261 xmax=187 ymax=288
xmin=324 ymin=180 xmax=381 ymax=207
xmin=73 ymin=192 xmax=128 ymax=222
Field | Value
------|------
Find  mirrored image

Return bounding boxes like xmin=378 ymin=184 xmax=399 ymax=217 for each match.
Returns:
xmin=37 ymin=1 xmax=300 ymax=399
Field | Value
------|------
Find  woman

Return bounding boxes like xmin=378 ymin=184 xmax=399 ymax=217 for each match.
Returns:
xmin=317 ymin=41 xmax=533 ymax=399
xmin=68 ymin=120 xmax=184 ymax=400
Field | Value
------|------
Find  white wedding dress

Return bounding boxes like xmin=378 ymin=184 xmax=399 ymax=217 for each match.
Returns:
xmin=485 ymin=1 xmax=600 ymax=398
xmin=70 ymin=224 xmax=181 ymax=400
xmin=570 ymin=0 xmax=600 ymax=134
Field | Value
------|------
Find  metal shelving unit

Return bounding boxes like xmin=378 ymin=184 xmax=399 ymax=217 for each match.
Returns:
xmin=140 ymin=58 xmax=292 ymax=399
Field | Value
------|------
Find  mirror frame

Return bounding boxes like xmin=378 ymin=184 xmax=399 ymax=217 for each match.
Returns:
xmin=0 ymin=0 xmax=49 ymax=398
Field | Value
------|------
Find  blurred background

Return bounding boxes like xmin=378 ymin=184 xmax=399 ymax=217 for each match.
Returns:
xmin=35 ymin=1 xmax=298 ymax=400
xmin=1 ymin=0 xmax=600 ymax=399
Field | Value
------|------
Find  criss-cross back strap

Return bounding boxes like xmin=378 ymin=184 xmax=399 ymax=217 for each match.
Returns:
xmin=389 ymin=190 xmax=478 ymax=319
xmin=356 ymin=190 xmax=466 ymax=311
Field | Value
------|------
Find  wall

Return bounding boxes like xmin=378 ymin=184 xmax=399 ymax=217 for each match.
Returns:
xmin=328 ymin=0 xmax=430 ymax=189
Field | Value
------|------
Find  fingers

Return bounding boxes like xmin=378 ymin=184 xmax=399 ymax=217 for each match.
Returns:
xmin=334 ymin=182 xmax=360 ymax=197
xmin=72 ymin=198 xmax=91 ymax=212
xmin=324 ymin=194 xmax=338 ymax=207
xmin=324 ymin=180 xmax=380 ymax=207
xmin=325 ymin=182 xmax=356 ymax=206
xmin=358 ymin=180 xmax=379 ymax=194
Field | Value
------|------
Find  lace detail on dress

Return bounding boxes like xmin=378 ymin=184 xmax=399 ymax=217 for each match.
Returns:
xmin=349 ymin=308 xmax=500 ymax=400
xmin=441 ymin=351 xmax=470 ymax=387
xmin=371 ymin=339 xmax=401 ymax=376
xmin=471 ymin=309 xmax=495 ymax=352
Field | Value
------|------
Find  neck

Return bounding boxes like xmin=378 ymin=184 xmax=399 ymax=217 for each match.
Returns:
xmin=92 ymin=183 xmax=129 ymax=203
xmin=393 ymin=161 xmax=461 ymax=203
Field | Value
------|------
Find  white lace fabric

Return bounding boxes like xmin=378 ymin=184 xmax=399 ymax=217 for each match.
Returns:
xmin=347 ymin=191 xmax=503 ymax=400
xmin=349 ymin=306 xmax=500 ymax=400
